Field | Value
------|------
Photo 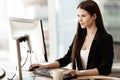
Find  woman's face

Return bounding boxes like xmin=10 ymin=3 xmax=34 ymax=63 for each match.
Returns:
xmin=77 ymin=8 xmax=96 ymax=29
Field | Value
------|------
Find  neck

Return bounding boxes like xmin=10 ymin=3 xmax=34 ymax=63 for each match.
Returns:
xmin=86 ymin=25 xmax=97 ymax=38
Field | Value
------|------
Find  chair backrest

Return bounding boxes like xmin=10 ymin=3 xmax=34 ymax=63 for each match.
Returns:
xmin=113 ymin=41 xmax=120 ymax=63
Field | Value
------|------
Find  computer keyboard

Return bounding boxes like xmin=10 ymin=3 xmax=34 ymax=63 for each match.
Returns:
xmin=34 ymin=69 xmax=51 ymax=77
xmin=33 ymin=69 xmax=77 ymax=80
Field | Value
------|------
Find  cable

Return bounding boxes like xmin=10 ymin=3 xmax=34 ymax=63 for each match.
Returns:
xmin=0 ymin=68 xmax=6 ymax=79
xmin=21 ymin=50 xmax=29 ymax=67
xmin=7 ymin=51 xmax=29 ymax=80
xmin=32 ymin=70 xmax=37 ymax=80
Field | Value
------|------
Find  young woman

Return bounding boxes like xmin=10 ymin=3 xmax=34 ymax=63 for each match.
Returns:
xmin=29 ymin=0 xmax=114 ymax=76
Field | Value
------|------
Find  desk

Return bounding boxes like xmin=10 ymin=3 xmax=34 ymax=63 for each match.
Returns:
xmin=2 ymin=70 xmax=52 ymax=80
xmin=75 ymin=76 xmax=120 ymax=80
xmin=2 ymin=69 xmax=120 ymax=80
xmin=0 ymin=61 xmax=119 ymax=80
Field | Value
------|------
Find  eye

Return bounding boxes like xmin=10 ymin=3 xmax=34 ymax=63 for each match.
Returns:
xmin=81 ymin=14 xmax=86 ymax=17
xmin=77 ymin=15 xmax=80 ymax=17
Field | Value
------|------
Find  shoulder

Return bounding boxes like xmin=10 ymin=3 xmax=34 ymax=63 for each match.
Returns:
xmin=98 ymin=31 xmax=113 ymax=40
xmin=95 ymin=30 xmax=113 ymax=44
xmin=99 ymin=32 xmax=113 ymax=46
xmin=102 ymin=32 xmax=113 ymax=40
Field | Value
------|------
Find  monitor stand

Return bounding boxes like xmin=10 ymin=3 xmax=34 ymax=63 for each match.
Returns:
xmin=0 ymin=68 xmax=5 ymax=79
xmin=16 ymin=38 xmax=22 ymax=80
xmin=15 ymin=35 xmax=32 ymax=80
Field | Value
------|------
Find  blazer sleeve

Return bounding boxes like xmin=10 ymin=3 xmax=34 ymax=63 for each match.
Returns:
xmin=97 ymin=34 xmax=114 ymax=75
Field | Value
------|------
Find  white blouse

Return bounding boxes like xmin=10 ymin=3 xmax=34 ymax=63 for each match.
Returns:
xmin=80 ymin=50 xmax=90 ymax=69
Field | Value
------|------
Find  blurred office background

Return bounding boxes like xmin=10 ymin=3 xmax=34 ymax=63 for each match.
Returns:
xmin=0 ymin=0 xmax=120 ymax=77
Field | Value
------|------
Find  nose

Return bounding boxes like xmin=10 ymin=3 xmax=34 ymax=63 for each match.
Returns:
xmin=78 ymin=17 xmax=82 ymax=22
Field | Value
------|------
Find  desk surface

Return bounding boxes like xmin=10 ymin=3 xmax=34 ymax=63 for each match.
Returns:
xmin=2 ymin=69 xmax=120 ymax=80
xmin=76 ymin=75 xmax=120 ymax=80
xmin=0 ymin=61 xmax=120 ymax=80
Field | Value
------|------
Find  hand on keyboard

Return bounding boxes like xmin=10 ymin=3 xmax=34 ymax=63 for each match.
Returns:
xmin=63 ymin=73 xmax=77 ymax=80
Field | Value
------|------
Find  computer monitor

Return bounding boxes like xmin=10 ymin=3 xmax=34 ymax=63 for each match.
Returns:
xmin=9 ymin=17 xmax=48 ymax=61
xmin=9 ymin=17 xmax=48 ymax=80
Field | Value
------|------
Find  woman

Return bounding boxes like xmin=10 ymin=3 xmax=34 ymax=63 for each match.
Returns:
xmin=29 ymin=0 xmax=114 ymax=76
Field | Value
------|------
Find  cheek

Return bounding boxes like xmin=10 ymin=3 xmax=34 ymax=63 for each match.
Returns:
xmin=85 ymin=18 xmax=94 ymax=27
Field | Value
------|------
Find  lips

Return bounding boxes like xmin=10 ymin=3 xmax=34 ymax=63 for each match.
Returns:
xmin=80 ymin=23 xmax=84 ymax=25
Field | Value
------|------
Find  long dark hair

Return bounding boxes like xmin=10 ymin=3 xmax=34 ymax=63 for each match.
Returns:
xmin=71 ymin=0 xmax=106 ymax=69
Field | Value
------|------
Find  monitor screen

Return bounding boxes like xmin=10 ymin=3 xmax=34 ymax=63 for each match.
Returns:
xmin=9 ymin=17 xmax=46 ymax=62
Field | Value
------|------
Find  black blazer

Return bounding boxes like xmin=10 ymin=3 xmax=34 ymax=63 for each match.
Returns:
xmin=56 ymin=30 xmax=114 ymax=75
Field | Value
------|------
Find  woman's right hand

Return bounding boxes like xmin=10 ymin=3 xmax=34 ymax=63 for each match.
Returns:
xmin=29 ymin=61 xmax=60 ymax=71
xmin=29 ymin=63 xmax=47 ymax=71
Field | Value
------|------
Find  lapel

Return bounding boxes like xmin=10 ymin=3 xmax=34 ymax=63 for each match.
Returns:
xmin=76 ymin=30 xmax=101 ymax=70
xmin=86 ymin=30 xmax=101 ymax=69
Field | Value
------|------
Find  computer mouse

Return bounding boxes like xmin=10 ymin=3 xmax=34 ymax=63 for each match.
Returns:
xmin=63 ymin=74 xmax=77 ymax=80
xmin=29 ymin=66 xmax=39 ymax=71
